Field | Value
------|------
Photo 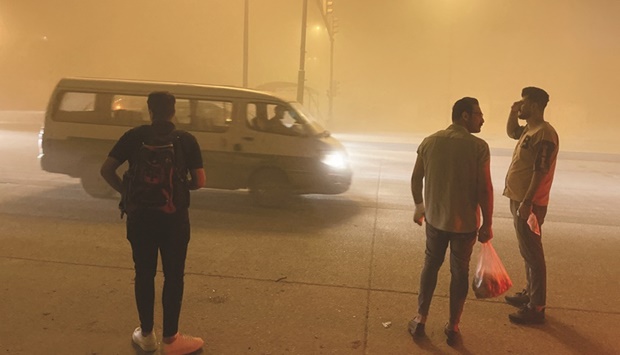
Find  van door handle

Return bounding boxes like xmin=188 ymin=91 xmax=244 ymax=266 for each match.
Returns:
xmin=233 ymin=143 xmax=242 ymax=152
xmin=242 ymin=136 xmax=254 ymax=141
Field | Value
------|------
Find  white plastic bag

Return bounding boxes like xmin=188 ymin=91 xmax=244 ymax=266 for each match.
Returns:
xmin=472 ymin=242 xmax=513 ymax=299
xmin=527 ymin=212 xmax=541 ymax=236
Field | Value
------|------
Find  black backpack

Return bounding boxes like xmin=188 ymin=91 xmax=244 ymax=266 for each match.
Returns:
xmin=120 ymin=128 xmax=189 ymax=217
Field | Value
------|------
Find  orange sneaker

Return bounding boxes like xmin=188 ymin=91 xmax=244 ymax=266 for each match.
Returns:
xmin=163 ymin=333 xmax=204 ymax=355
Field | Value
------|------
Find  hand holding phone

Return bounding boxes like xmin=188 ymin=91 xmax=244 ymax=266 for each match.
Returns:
xmin=511 ymin=100 xmax=523 ymax=113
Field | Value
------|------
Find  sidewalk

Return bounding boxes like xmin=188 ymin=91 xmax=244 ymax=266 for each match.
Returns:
xmin=1 ymin=214 xmax=619 ymax=354
xmin=1 ymin=170 xmax=620 ymax=355
xmin=1 ymin=110 xmax=619 ymax=354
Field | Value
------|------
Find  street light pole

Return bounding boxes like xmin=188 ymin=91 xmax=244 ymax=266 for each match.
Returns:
xmin=328 ymin=35 xmax=334 ymax=121
xmin=242 ymin=0 xmax=249 ymax=87
xmin=297 ymin=0 xmax=309 ymax=103
xmin=315 ymin=0 xmax=336 ymax=122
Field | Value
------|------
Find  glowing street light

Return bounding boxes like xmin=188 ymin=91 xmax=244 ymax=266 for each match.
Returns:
xmin=325 ymin=0 xmax=334 ymax=14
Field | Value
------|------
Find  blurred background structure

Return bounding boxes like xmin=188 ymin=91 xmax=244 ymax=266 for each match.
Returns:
xmin=1 ymin=0 xmax=619 ymax=153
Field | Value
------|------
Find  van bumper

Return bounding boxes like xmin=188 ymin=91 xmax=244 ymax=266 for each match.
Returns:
xmin=40 ymin=153 xmax=80 ymax=176
xmin=39 ymin=137 xmax=113 ymax=177
xmin=291 ymin=168 xmax=352 ymax=195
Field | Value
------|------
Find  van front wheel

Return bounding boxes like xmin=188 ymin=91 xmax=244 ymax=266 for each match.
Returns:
xmin=80 ymin=162 xmax=117 ymax=199
xmin=249 ymin=169 xmax=292 ymax=207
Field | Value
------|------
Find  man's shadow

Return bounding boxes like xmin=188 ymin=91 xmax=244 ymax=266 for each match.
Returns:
xmin=132 ymin=343 xmax=204 ymax=355
xmin=411 ymin=332 xmax=475 ymax=355
xmin=521 ymin=314 xmax=611 ymax=354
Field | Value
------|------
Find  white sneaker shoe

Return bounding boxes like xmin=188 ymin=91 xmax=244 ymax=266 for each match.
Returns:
xmin=132 ymin=327 xmax=158 ymax=352
xmin=163 ymin=333 xmax=204 ymax=355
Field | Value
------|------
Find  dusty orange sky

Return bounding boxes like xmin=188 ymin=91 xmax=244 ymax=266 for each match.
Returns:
xmin=1 ymin=0 xmax=619 ymax=153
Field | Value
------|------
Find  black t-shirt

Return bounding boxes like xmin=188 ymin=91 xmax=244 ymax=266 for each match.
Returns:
xmin=108 ymin=121 xmax=203 ymax=171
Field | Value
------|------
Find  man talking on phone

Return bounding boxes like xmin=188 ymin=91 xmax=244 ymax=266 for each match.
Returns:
xmin=503 ymin=87 xmax=559 ymax=325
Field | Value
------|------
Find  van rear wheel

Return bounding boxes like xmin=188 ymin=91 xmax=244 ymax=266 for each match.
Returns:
xmin=249 ymin=169 xmax=292 ymax=207
xmin=80 ymin=162 xmax=117 ymax=199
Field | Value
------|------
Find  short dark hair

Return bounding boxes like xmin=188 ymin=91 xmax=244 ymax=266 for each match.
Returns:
xmin=521 ymin=87 xmax=549 ymax=110
xmin=452 ymin=97 xmax=479 ymax=122
xmin=147 ymin=91 xmax=176 ymax=121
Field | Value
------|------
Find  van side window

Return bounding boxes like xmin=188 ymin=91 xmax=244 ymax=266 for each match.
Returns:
xmin=111 ymin=95 xmax=150 ymax=126
xmin=246 ymin=103 xmax=262 ymax=130
xmin=193 ymin=100 xmax=232 ymax=133
xmin=59 ymin=92 xmax=96 ymax=112
xmin=53 ymin=91 xmax=233 ymax=131
xmin=174 ymin=99 xmax=192 ymax=126
xmin=54 ymin=92 xmax=103 ymax=124
xmin=247 ymin=103 xmax=301 ymax=136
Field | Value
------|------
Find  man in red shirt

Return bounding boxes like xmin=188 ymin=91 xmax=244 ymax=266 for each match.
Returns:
xmin=503 ymin=87 xmax=559 ymax=325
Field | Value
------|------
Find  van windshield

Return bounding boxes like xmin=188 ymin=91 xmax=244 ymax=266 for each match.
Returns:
xmin=289 ymin=102 xmax=327 ymax=137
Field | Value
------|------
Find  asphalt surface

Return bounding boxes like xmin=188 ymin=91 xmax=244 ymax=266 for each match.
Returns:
xmin=1 ymin=112 xmax=619 ymax=354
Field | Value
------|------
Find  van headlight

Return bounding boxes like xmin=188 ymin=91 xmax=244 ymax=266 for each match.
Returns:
xmin=321 ymin=151 xmax=348 ymax=170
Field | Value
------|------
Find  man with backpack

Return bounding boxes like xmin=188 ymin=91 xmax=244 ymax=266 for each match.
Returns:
xmin=100 ymin=91 xmax=206 ymax=354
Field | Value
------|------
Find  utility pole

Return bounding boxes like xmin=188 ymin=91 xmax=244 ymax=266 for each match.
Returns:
xmin=242 ymin=0 xmax=249 ymax=87
xmin=297 ymin=0 xmax=309 ymax=103
xmin=328 ymin=34 xmax=334 ymax=121
xmin=316 ymin=0 xmax=336 ymax=122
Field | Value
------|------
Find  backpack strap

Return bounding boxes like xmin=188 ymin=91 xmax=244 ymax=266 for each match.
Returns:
xmin=169 ymin=129 xmax=186 ymax=175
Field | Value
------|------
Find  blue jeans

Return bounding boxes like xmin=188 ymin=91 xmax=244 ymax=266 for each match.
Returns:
xmin=510 ymin=199 xmax=547 ymax=308
xmin=127 ymin=208 xmax=190 ymax=337
xmin=418 ymin=223 xmax=477 ymax=325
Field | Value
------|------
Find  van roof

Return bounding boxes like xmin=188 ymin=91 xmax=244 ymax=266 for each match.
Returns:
xmin=56 ymin=77 xmax=292 ymax=102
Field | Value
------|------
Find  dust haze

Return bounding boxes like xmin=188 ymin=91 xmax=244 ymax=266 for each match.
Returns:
xmin=1 ymin=0 xmax=619 ymax=153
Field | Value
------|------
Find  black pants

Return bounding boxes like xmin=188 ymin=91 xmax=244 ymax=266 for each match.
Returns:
xmin=127 ymin=208 xmax=190 ymax=337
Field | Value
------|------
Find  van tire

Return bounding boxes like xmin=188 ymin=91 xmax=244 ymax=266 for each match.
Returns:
xmin=80 ymin=161 xmax=117 ymax=199
xmin=249 ymin=169 xmax=292 ymax=207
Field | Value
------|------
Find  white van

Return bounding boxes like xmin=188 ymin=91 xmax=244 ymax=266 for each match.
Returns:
xmin=39 ymin=77 xmax=352 ymax=206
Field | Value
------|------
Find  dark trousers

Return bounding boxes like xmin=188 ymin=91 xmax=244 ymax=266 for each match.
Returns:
xmin=418 ymin=223 xmax=477 ymax=325
xmin=127 ymin=209 xmax=190 ymax=338
xmin=510 ymin=199 xmax=547 ymax=308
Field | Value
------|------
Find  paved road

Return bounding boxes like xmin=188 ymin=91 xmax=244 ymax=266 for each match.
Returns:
xmin=1 ymin=119 xmax=619 ymax=354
